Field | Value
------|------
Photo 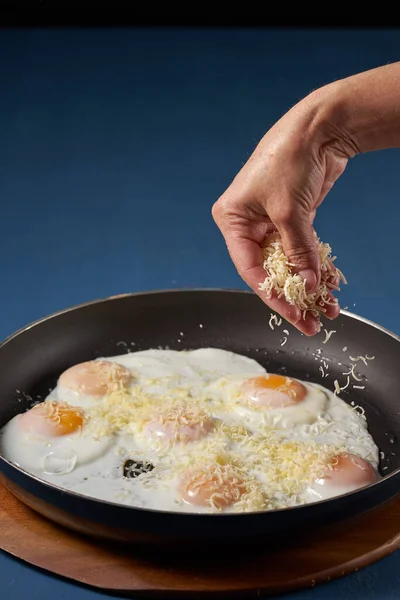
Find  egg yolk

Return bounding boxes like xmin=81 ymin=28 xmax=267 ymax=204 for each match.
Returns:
xmin=145 ymin=408 xmax=214 ymax=443
xmin=317 ymin=453 xmax=380 ymax=487
xmin=19 ymin=401 xmax=85 ymax=437
xmin=178 ymin=464 xmax=246 ymax=509
xmin=240 ymin=374 xmax=307 ymax=408
xmin=58 ymin=360 xmax=132 ymax=397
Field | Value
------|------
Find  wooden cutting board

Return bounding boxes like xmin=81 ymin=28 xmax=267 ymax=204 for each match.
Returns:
xmin=1 ymin=481 xmax=400 ymax=598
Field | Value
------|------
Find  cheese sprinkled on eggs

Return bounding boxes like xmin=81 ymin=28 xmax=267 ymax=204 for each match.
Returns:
xmin=0 ymin=348 xmax=380 ymax=514
xmin=19 ymin=401 xmax=85 ymax=437
xmin=58 ymin=360 xmax=133 ymax=407
xmin=178 ymin=463 xmax=247 ymax=509
xmin=240 ymin=374 xmax=307 ymax=408
xmin=145 ymin=403 xmax=214 ymax=444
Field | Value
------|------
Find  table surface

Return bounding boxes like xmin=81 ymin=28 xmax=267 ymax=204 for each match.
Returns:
xmin=0 ymin=27 xmax=399 ymax=600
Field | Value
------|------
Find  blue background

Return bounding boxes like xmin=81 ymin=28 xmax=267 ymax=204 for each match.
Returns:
xmin=0 ymin=27 xmax=399 ymax=599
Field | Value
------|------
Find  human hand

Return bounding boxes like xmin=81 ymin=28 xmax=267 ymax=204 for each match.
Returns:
xmin=212 ymin=88 xmax=355 ymax=336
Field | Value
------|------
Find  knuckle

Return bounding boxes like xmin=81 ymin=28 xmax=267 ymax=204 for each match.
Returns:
xmin=211 ymin=200 xmax=223 ymax=224
xmin=288 ymin=246 xmax=313 ymax=261
xmin=272 ymin=203 xmax=298 ymax=225
xmin=286 ymin=245 xmax=315 ymax=260
xmin=211 ymin=194 xmax=236 ymax=227
xmin=285 ymin=245 xmax=318 ymax=271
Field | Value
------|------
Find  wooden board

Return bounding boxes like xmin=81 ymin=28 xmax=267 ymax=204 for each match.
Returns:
xmin=1 ymin=481 xmax=400 ymax=598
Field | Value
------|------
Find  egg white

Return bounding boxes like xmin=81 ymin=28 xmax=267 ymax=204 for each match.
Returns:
xmin=203 ymin=375 xmax=328 ymax=428
xmin=0 ymin=348 xmax=380 ymax=513
xmin=1 ymin=410 xmax=113 ymax=474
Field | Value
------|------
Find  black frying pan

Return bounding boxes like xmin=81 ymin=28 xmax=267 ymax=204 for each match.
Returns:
xmin=0 ymin=289 xmax=399 ymax=551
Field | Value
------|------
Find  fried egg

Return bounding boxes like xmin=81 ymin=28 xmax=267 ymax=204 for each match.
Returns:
xmin=57 ymin=359 xmax=133 ymax=407
xmin=178 ymin=463 xmax=247 ymax=509
xmin=1 ymin=400 xmax=112 ymax=474
xmin=206 ymin=373 xmax=328 ymax=428
xmin=144 ymin=404 xmax=214 ymax=445
xmin=0 ymin=347 xmax=381 ymax=514
xmin=306 ymin=452 xmax=380 ymax=501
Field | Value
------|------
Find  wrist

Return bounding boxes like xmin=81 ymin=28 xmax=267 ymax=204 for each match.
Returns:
xmin=304 ymin=63 xmax=400 ymax=156
xmin=300 ymin=81 xmax=361 ymax=160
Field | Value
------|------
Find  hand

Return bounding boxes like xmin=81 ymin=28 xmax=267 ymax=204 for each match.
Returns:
xmin=212 ymin=88 xmax=355 ymax=335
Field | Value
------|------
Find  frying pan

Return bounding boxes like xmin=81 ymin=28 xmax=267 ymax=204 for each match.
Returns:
xmin=0 ymin=289 xmax=399 ymax=551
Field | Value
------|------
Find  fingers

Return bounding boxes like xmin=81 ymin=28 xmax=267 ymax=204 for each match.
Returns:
xmin=320 ymin=261 xmax=342 ymax=319
xmin=221 ymin=233 xmax=324 ymax=335
xmin=222 ymin=233 xmax=303 ymax=325
xmin=315 ymin=153 xmax=348 ymax=207
xmin=272 ymin=205 xmax=321 ymax=293
xmin=225 ymin=233 xmax=341 ymax=335
xmin=316 ymin=290 xmax=341 ymax=319
xmin=298 ymin=312 xmax=322 ymax=336
xmin=221 ymin=230 xmax=341 ymax=336
xmin=324 ymin=297 xmax=341 ymax=320
xmin=212 ymin=198 xmax=342 ymax=336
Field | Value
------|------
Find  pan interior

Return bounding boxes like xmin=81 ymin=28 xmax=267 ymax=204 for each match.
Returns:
xmin=0 ymin=290 xmax=399 ymax=479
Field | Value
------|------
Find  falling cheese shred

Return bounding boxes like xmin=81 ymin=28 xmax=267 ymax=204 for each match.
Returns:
xmin=323 ymin=329 xmax=336 ymax=344
xmin=268 ymin=313 xmax=282 ymax=330
xmin=343 ymin=364 xmax=363 ymax=382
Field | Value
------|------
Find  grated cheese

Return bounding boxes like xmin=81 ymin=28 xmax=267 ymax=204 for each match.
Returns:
xmin=259 ymin=232 xmax=347 ymax=323
xmin=343 ymin=364 xmax=363 ymax=382
xmin=81 ymin=374 xmax=350 ymax=512
xmin=323 ymin=329 xmax=336 ymax=344
xmin=329 ymin=353 xmax=374 ymax=400
xmin=334 ymin=375 xmax=353 ymax=397
xmin=341 ymin=376 xmax=351 ymax=391
xmin=349 ymin=355 xmax=368 ymax=365
xmin=268 ymin=313 xmax=282 ymax=330
xmin=239 ymin=436 xmax=343 ymax=499
xmin=352 ymin=404 xmax=366 ymax=418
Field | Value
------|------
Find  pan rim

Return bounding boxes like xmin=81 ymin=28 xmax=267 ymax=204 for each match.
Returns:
xmin=0 ymin=287 xmax=399 ymax=348
xmin=0 ymin=287 xmax=399 ymax=520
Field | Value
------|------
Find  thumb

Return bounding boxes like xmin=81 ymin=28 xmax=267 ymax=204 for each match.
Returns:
xmin=274 ymin=213 xmax=320 ymax=293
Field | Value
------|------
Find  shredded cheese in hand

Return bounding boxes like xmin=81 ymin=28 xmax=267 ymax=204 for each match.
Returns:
xmin=258 ymin=232 xmax=347 ymax=320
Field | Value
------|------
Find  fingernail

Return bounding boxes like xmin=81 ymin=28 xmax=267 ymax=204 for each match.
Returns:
xmin=288 ymin=305 xmax=302 ymax=324
xmin=298 ymin=269 xmax=317 ymax=293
